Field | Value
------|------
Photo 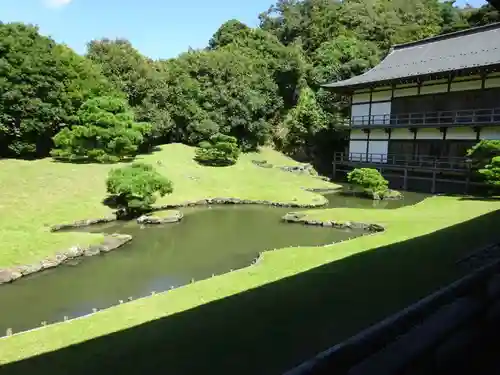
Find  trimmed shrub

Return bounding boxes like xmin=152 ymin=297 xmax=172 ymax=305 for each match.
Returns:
xmin=467 ymin=140 xmax=500 ymax=170
xmin=194 ymin=134 xmax=240 ymax=166
xmin=105 ymin=162 xmax=173 ymax=218
xmin=479 ymin=156 xmax=500 ymax=191
xmin=52 ymin=96 xmax=151 ymax=163
xmin=347 ymin=168 xmax=390 ymax=199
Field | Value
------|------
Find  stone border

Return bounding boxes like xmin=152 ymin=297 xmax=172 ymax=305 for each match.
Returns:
xmin=282 ymin=212 xmax=385 ymax=233
xmin=137 ymin=210 xmax=184 ymax=224
xmin=303 ymin=187 xmax=342 ymax=194
xmin=154 ymin=196 xmax=329 ymax=210
xmin=0 ymin=234 xmax=132 ymax=285
xmin=50 ymin=217 xmax=116 ymax=232
xmin=0 ymin=192 xmax=336 ymax=286
xmin=1 ymin=249 xmax=268 ymax=339
xmin=48 ymin=191 xmax=336 ymax=232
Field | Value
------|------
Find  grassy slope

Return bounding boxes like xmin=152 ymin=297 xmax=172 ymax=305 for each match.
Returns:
xmin=0 ymin=144 xmax=336 ymax=267
xmin=1 ymin=194 xmax=500 ymax=373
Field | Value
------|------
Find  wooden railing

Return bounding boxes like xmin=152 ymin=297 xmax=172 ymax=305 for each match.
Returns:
xmin=334 ymin=152 xmax=471 ymax=171
xmin=351 ymin=108 xmax=500 ymax=128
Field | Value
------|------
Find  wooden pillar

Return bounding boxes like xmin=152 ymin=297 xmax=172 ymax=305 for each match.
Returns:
xmin=332 ymin=161 xmax=337 ymax=180
xmin=403 ymin=168 xmax=408 ymax=190
xmin=364 ymin=128 xmax=370 ymax=162
xmin=474 ymin=126 xmax=481 ymax=141
xmin=465 ymin=174 xmax=470 ymax=194
xmin=410 ymin=128 xmax=418 ymax=159
xmin=431 ymin=170 xmax=437 ymax=194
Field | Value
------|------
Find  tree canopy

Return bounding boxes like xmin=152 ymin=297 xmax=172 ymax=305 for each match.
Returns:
xmin=0 ymin=22 xmax=116 ymax=158
xmin=0 ymin=1 xmax=497 ymax=161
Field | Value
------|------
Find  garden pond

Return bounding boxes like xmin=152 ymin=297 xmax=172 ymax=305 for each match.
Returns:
xmin=0 ymin=190 xmax=427 ymax=333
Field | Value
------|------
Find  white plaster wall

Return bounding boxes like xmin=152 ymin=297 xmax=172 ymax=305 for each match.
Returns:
xmin=351 ymin=103 xmax=370 ymax=125
xmin=450 ymin=79 xmax=481 ymax=92
xmin=370 ymin=129 xmax=389 ymax=140
xmin=481 ymin=127 xmax=500 ymax=140
xmin=394 ymin=86 xmax=418 ymax=97
xmin=416 ymin=128 xmax=443 ymax=140
xmin=368 ymin=141 xmax=389 ymax=163
xmin=371 ymin=88 xmax=391 ymax=101
xmin=446 ymin=128 xmax=477 ymax=140
xmin=349 ymin=140 xmax=367 ymax=161
xmin=485 ymin=77 xmax=500 ymax=89
xmin=420 ymin=83 xmax=448 ymax=95
xmin=352 ymin=91 xmax=370 ymax=104
xmin=350 ymin=129 xmax=368 ymax=140
xmin=370 ymin=102 xmax=392 ymax=125
xmin=391 ymin=129 xmax=415 ymax=140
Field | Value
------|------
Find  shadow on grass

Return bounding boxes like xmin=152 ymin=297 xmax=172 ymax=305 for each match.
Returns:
xmin=439 ymin=192 xmax=500 ymax=202
xmin=50 ymin=157 xmax=135 ymax=165
xmin=2 ymin=210 xmax=500 ymax=375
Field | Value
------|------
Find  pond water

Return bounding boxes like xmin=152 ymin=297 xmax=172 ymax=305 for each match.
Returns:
xmin=0 ymin=191 xmax=426 ymax=334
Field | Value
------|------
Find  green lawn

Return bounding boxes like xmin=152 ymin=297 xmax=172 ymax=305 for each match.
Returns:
xmin=1 ymin=146 xmax=500 ymax=374
xmin=0 ymin=144 xmax=336 ymax=267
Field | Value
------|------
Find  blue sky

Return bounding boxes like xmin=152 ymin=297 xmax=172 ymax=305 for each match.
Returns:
xmin=0 ymin=0 xmax=488 ymax=59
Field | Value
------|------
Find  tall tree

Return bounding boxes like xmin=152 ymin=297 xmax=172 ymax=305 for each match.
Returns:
xmin=159 ymin=47 xmax=283 ymax=150
xmin=86 ymin=39 xmax=173 ymax=143
xmin=0 ymin=22 xmax=116 ymax=158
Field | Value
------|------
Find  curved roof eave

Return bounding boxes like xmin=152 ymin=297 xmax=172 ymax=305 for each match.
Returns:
xmin=321 ymin=22 xmax=500 ymax=93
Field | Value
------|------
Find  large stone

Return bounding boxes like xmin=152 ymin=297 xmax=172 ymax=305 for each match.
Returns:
xmin=54 ymin=252 xmax=68 ymax=263
xmin=65 ymin=246 xmax=84 ymax=259
xmin=137 ymin=210 xmax=183 ymax=225
xmin=383 ymin=189 xmax=403 ymax=201
xmin=9 ymin=269 xmax=23 ymax=281
xmin=100 ymin=234 xmax=132 ymax=252
xmin=41 ymin=257 xmax=61 ymax=269
xmin=83 ymin=245 xmax=101 ymax=257
xmin=282 ymin=212 xmax=306 ymax=222
xmin=0 ymin=269 xmax=14 ymax=284
xmin=21 ymin=263 xmax=43 ymax=275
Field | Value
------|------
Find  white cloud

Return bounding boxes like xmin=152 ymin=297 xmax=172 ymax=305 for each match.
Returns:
xmin=44 ymin=0 xmax=73 ymax=9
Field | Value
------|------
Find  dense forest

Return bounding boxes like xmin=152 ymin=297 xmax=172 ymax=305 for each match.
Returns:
xmin=0 ymin=0 xmax=499 ymax=167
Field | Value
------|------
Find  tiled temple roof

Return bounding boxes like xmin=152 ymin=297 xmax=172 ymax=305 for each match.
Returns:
xmin=323 ymin=23 xmax=500 ymax=92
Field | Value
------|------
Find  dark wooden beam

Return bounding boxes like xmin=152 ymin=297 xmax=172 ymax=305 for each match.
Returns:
xmin=439 ymin=127 xmax=447 ymax=141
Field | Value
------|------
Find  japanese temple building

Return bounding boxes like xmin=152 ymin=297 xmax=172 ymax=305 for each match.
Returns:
xmin=323 ymin=22 xmax=500 ymax=192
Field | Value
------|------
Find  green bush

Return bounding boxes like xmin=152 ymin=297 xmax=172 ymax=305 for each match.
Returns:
xmin=347 ymin=168 xmax=389 ymax=198
xmin=479 ymin=156 xmax=500 ymax=191
xmin=467 ymin=140 xmax=500 ymax=170
xmin=105 ymin=162 xmax=173 ymax=218
xmin=194 ymin=134 xmax=240 ymax=166
xmin=51 ymin=96 xmax=151 ymax=163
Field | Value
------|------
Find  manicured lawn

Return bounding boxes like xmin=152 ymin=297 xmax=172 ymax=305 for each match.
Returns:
xmin=0 ymin=144 xmax=336 ymax=267
xmin=1 ymin=194 xmax=500 ymax=375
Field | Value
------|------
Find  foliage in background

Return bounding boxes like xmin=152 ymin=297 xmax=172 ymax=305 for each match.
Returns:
xmin=467 ymin=140 xmax=500 ymax=170
xmin=86 ymin=39 xmax=174 ymax=147
xmin=51 ymin=96 xmax=151 ymax=163
xmin=106 ymin=162 xmax=173 ymax=218
xmin=479 ymin=156 xmax=500 ymax=192
xmin=1 ymin=1 xmax=498 ymax=160
xmin=281 ymin=86 xmax=326 ymax=157
xmin=0 ymin=23 xmax=117 ymax=158
xmin=194 ymin=134 xmax=240 ymax=166
xmin=347 ymin=168 xmax=389 ymax=199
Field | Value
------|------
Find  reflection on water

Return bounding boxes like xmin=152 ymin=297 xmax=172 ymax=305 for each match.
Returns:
xmin=0 ymin=190 xmax=428 ymax=333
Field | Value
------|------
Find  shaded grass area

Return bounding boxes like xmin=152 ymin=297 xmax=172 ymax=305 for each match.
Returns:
xmin=1 ymin=197 xmax=500 ymax=374
xmin=0 ymin=144 xmax=336 ymax=267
